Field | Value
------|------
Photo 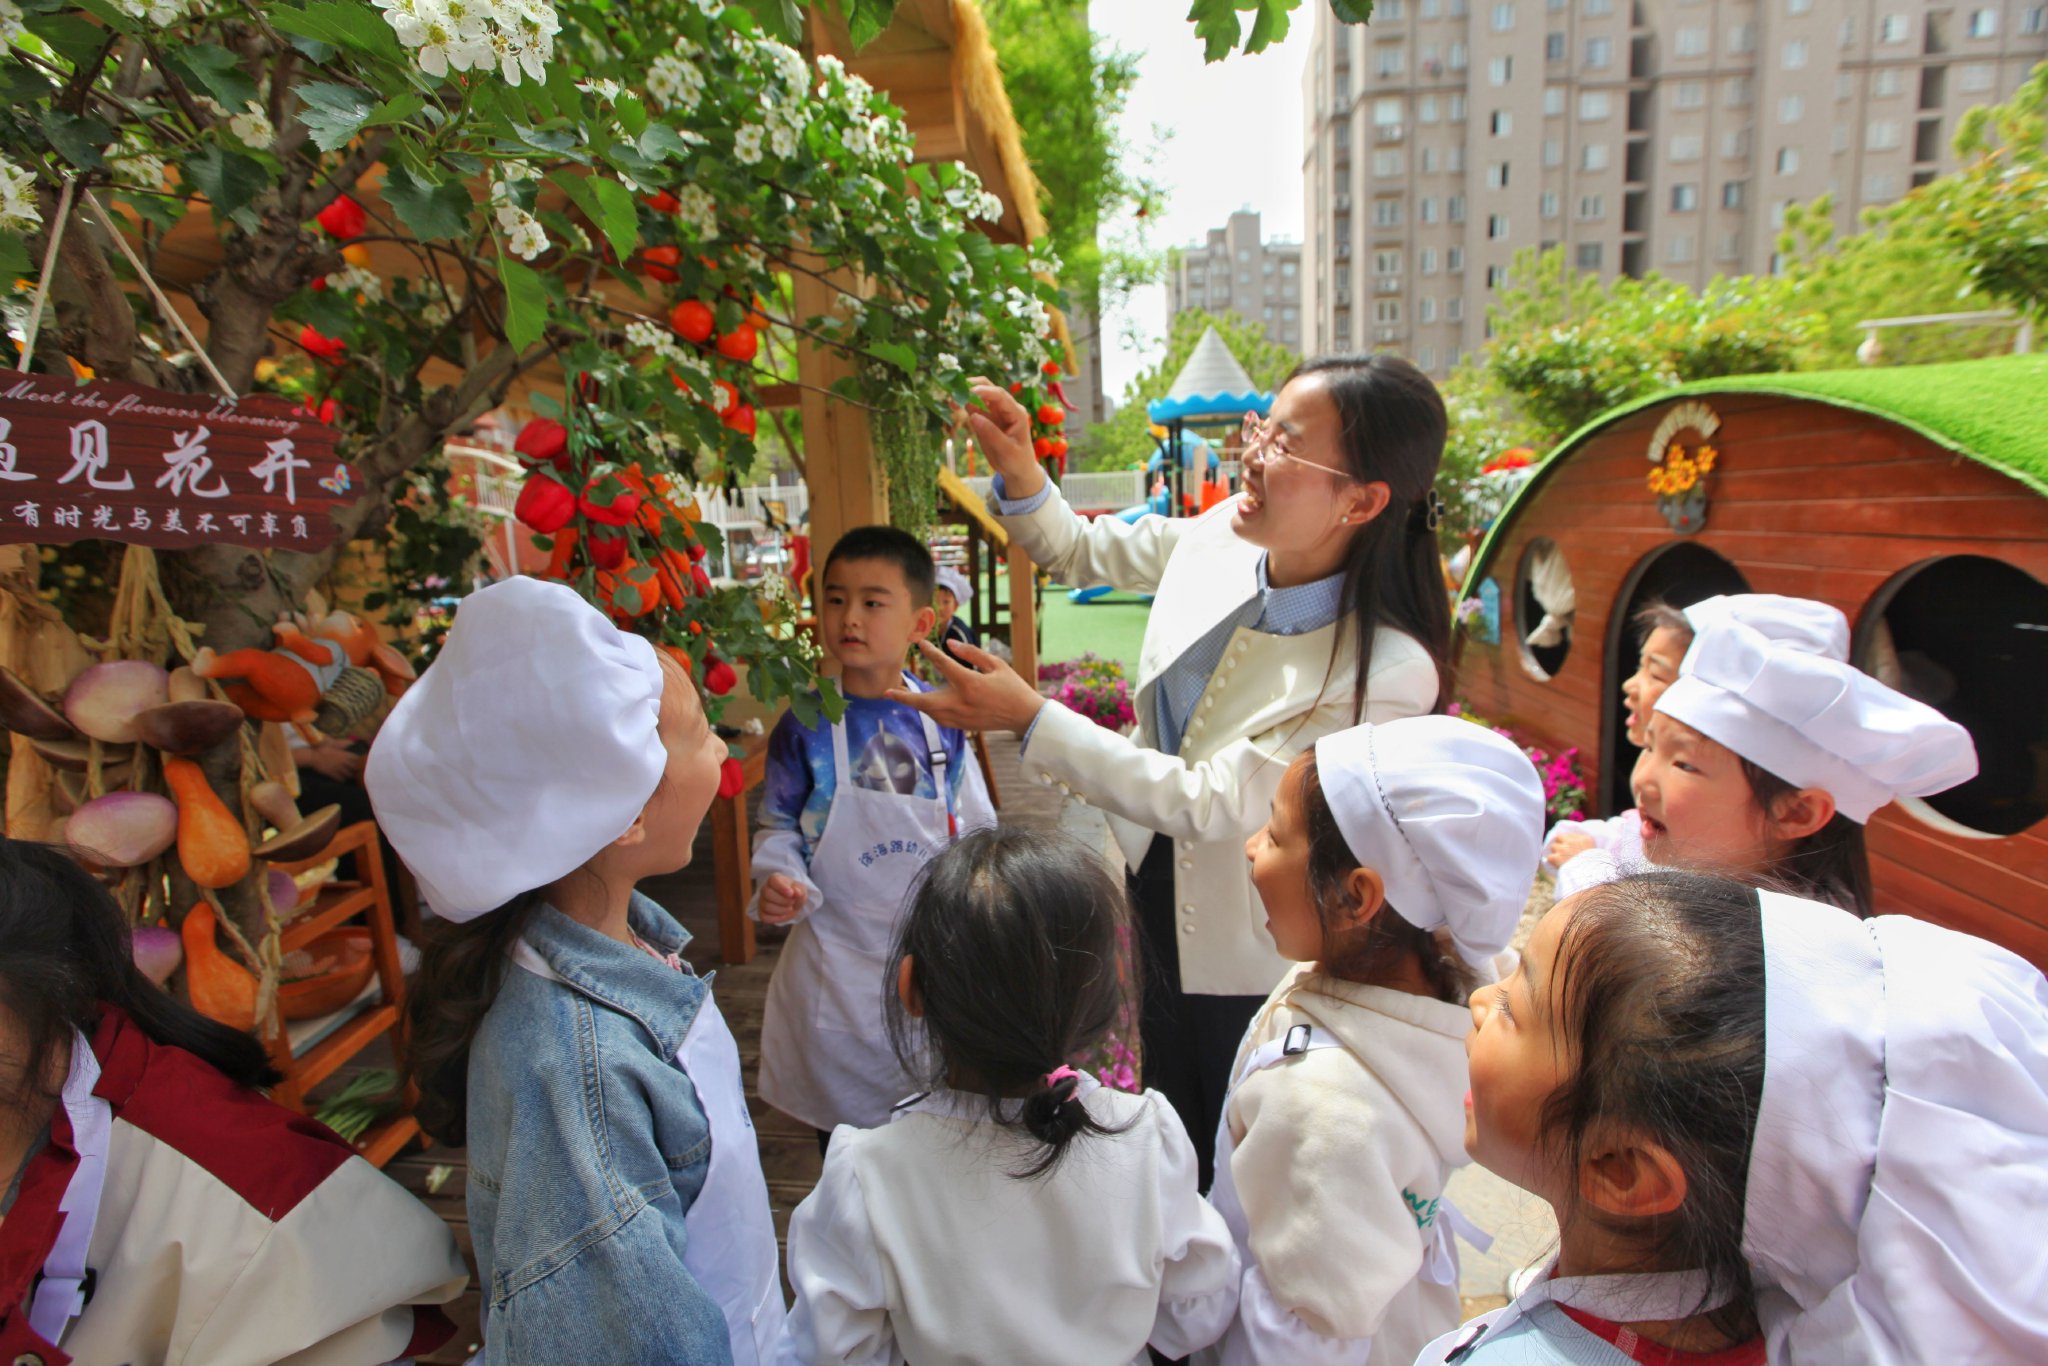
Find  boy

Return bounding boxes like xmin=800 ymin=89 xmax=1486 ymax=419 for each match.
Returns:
xmin=751 ymin=527 xmax=996 ymax=1145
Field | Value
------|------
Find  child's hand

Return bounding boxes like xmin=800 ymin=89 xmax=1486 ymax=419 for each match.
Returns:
xmin=1546 ymin=830 xmax=1595 ymax=868
xmin=758 ymin=873 xmax=808 ymax=924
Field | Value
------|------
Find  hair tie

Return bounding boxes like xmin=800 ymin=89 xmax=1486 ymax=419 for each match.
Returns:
xmin=1412 ymin=488 xmax=1445 ymax=533
xmin=1043 ymin=1064 xmax=1081 ymax=1102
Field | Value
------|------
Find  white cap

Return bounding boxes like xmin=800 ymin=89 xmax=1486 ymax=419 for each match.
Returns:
xmin=1313 ymin=716 xmax=1545 ymax=969
xmin=1680 ymin=593 xmax=1849 ymax=662
xmin=934 ymin=565 xmax=972 ymax=603
xmin=365 ymin=577 xmax=667 ymax=922
xmin=1655 ymin=618 xmax=1976 ymax=823
xmin=1745 ymin=891 xmax=2048 ymax=1361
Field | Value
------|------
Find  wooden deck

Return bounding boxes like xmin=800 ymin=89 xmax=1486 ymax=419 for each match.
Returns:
xmin=387 ymin=733 xmax=1063 ymax=1362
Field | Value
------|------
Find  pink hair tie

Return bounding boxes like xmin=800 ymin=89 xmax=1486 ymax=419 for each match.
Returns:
xmin=1044 ymin=1065 xmax=1080 ymax=1089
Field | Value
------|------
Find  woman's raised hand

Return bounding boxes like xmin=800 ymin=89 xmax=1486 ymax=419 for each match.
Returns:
xmin=961 ymin=379 xmax=1047 ymax=502
xmin=885 ymin=639 xmax=1046 ymax=736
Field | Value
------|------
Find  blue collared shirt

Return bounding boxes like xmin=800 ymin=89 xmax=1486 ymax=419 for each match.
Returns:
xmin=994 ymin=476 xmax=1346 ymax=756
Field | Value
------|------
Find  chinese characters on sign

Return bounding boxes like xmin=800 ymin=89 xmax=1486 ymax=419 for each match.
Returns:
xmin=0 ymin=376 xmax=357 ymax=552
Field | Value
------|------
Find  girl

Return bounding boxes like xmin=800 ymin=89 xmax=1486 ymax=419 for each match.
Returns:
xmin=931 ymin=564 xmax=980 ymax=663
xmin=367 ymin=576 xmax=783 ymax=1365
xmin=778 ymin=826 xmax=1240 ymax=1364
xmin=1631 ymin=608 xmax=1975 ymax=915
xmin=1431 ymin=870 xmax=2048 ymax=1363
xmin=0 ymin=838 xmax=466 ymax=1364
xmin=896 ymin=356 xmax=1451 ymax=1186
xmin=1547 ymin=594 xmax=1851 ymax=898
xmin=1211 ymin=716 xmax=1545 ymax=1365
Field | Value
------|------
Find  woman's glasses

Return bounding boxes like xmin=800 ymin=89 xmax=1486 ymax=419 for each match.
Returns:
xmin=1239 ymin=411 xmax=1358 ymax=481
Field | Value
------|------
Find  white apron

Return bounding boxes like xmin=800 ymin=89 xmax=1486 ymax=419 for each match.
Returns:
xmin=758 ymin=704 xmax=956 ymax=1132
xmin=24 ymin=1028 xmax=112 ymax=1351
xmin=511 ymin=942 xmax=785 ymax=1364
xmin=1203 ymin=1025 xmax=1490 ymax=1365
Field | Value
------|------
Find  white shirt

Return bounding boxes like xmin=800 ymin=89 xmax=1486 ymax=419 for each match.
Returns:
xmin=1546 ymin=809 xmax=1645 ymax=900
xmin=776 ymin=1082 xmax=1240 ymax=1365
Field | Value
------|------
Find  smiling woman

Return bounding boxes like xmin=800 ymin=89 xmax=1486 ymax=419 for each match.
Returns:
xmin=890 ymin=355 xmax=1453 ymax=1183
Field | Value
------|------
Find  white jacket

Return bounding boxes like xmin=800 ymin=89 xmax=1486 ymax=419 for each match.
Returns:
xmin=1002 ymin=487 xmax=1440 ymax=995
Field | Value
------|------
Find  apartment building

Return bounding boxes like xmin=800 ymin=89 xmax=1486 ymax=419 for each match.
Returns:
xmin=1164 ymin=210 xmax=1307 ymax=351
xmin=1300 ymin=0 xmax=2048 ymax=373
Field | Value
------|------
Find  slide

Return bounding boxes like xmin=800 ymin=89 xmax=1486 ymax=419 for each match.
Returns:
xmin=1069 ymin=505 xmax=1153 ymax=604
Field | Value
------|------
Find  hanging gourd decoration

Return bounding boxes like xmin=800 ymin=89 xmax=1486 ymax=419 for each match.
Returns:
xmin=161 ymin=756 xmax=253 ymax=889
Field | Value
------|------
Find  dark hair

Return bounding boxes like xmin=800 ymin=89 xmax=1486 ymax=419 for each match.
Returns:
xmin=0 ymin=838 xmax=279 ymax=1109
xmin=403 ymin=892 xmax=541 ymax=1145
xmin=1632 ymin=600 xmax=1693 ymax=650
xmin=887 ymin=826 xmax=1134 ymax=1179
xmin=1297 ymin=756 xmax=1478 ymax=1002
xmin=1738 ymin=759 xmax=1874 ymax=917
xmin=823 ymin=525 xmax=936 ymax=605
xmin=1544 ymin=870 xmax=1766 ymax=1344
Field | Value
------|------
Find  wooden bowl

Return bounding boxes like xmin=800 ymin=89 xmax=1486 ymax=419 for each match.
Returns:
xmin=278 ymin=928 xmax=375 ymax=1020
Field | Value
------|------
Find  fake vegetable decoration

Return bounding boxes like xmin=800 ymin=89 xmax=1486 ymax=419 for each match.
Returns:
xmin=161 ymin=756 xmax=253 ymax=890
xmin=64 ymin=661 xmax=171 ymax=744
xmin=131 ymin=925 xmax=182 ymax=988
xmin=66 ymin=792 xmax=179 ymax=868
xmin=180 ymin=900 xmax=259 ymax=1032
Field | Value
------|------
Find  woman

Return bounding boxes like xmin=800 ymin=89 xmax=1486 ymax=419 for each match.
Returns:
xmin=0 ymin=837 xmax=467 ymax=1365
xmin=891 ymin=355 xmax=1451 ymax=1185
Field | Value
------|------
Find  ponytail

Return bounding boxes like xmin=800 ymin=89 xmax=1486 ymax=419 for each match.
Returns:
xmin=403 ymin=891 xmax=542 ymax=1145
xmin=0 ymin=838 xmax=279 ymax=1106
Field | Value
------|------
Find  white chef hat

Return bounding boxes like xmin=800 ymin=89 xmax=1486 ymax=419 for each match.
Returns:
xmin=1313 ymin=716 xmax=1545 ymax=969
xmin=934 ymin=565 xmax=972 ymax=603
xmin=1680 ymin=593 xmax=1849 ymax=662
xmin=365 ymin=576 xmax=667 ymax=922
xmin=1654 ymin=617 xmax=1976 ymax=823
xmin=1743 ymin=891 xmax=2048 ymax=1361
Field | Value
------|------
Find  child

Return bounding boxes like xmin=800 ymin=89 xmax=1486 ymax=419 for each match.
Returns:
xmin=1547 ymin=594 xmax=1851 ymax=899
xmin=1208 ymin=716 xmax=1545 ymax=1365
xmin=1427 ymin=870 xmax=2048 ymax=1363
xmin=0 ymin=838 xmax=466 ymax=1364
xmin=778 ymin=826 xmax=1241 ymax=1363
xmin=752 ymin=527 xmax=995 ymax=1140
xmin=367 ymin=577 xmax=784 ymax=1365
xmin=932 ymin=564 xmax=980 ymax=663
xmin=1632 ymin=608 xmax=1975 ymax=915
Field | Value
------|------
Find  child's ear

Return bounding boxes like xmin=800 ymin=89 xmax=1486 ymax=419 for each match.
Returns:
xmin=1768 ymin=786 xmax=1837 ymax=840
xmin=914 ymin=604 xmax=937 ymax=638
xmin=1339 ymin=865 xmax=1388 ymax=930
xmin=1578 ymin=1122 xmax=1689 ymax=1219
xmin=895 ymin=956 xmax=923 ymax=1018
xmin=611 ymin=812 xmax=650 ymax=849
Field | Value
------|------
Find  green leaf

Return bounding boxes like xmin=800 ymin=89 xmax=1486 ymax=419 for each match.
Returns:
xmin=866 ymin=340 xmax=917 ymax=373
xmin=637 ymin=124 xmax=695 ymax=163
xmin=37 ymin=111 xmax=114 ymax=172
xmin=382 ymin=164 xmax=472 ymax=240
xmin=1243 ymin=0 xmax=1294 ymax=54
xmin=1329 ymin=0 xmax=1375 ymax=21
xmin=295 ymin=82 xmax=377 ymax=152
xmin=0 ymin=64 xmax=52 ymax=103
xmin=366 ymin=90 xmax=427 ymax=129
xmin=587 ymin=178 xmax=639 ymax=265
xmin=166 ymin=44 xmax=260 ymax=114
xmin=500 ymin=257 xmax=548 ymax=350
xmin=0 ymin=232 xmax=29 ymax=283
xmin=24 ymin=12 xmax=106 ymax=64
xmin=270 ymin=2 xmax=406 ymax=64
xmin=182 ymin=143 xmax=270 ymax=219
xmin=1186 ymin=0 xmax=1243 ymax=62
xmin=615 ymin=94 xmax=648 ymax=140
xmin=846 ymin=0 xmax=896 ymax=49
xmin=545 ymin=61 xmax=583 ymax=122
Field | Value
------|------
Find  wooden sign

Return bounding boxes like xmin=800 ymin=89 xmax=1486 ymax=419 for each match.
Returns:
xmin=0 ymin=375 xmax=359 ymax=552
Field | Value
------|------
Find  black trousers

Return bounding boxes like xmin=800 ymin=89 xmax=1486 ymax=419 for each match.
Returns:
xmin=1129 ymin=836 xmax=1263 ymax=1195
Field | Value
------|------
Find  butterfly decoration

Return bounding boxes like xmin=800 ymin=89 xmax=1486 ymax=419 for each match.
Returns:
xmin=318 ymin=464 xmax=352 ymax=496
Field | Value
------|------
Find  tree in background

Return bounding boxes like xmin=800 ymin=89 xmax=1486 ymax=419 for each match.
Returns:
xmin=1080 ymin=309 xmax=1297 ymax=472
xmin=1941 ymin=59 xmax=2048 ymax=325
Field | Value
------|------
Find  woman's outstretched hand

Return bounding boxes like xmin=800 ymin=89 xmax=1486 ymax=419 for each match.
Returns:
xmin=885 ymin=639 xmax=1047 ymax=736
xmin=960 ymin=379 xmax=1046 ymax=503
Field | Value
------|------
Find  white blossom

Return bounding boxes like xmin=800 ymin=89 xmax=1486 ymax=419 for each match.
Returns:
xmin=118 ymin=0 xmax=192 ymax=24
xmin=1004 ymin=285 xmax=1051 ymax=334
xmin=768 ymin=120 xmax=800 ymax=159
xmin=110 ymin=148 xmax=167 ymax=190
xmin=673 ymin=184 xmax=717 ymax=241
xmin=325 ymin=263 xmax=385 ymax=303
xmin=502 ymin=208 xmax=548 ymax=260
xmin=646 ymin=53 xmax=705 ymax=110
xmin=378 ymin=0 xmax=556 ymax=84
xmin=0 ymin=0 xmax=25 ymax=47
xmin=227 ymin=102 xmax=275 ymax=150
xmin=0 ymin=156 xmax=40 ymax=234
xmin=840 ymin=121 xmax=874 ymax=158
xmin=936 ymin=352 xmax=960 ymax=373
xmin=420 ymin=295 xmax=455 ymax=328
xmin=625 ymin=319 xmax=669 ymax=350
xmin=578 ymin=77 xmax=623 ymax=103
xmin=762 ymin=39 xmax=808 ymax=92
xmin=734 ymin=124 xmax=765 ymax=165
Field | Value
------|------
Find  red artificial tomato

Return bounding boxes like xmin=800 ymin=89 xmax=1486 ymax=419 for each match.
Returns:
xmin=514 ymin=418 xmax=570 ymax=471
xmin=1032 ymin=437 xmax=1055 ymax=458
xmin=298 ymin=324 xmax=346 ymax=362
xmin=645 ymin=191 xmax=681 ymax=214
xmin=704 ymin=656 xmax=737 ymax=696
xmin=671 ymin=299 xmax=716 ymax=344
xmin=315 ymin=196 xmax=366 ymax=240
xmin=1036 ymin=404 xmax=1062 ymax=426
xmin=587 ymin=528 xmax=628 ymax=570
xmin=579 ymin=478 xmax=643 ymax=527
xmin=723 ymin=403 xmax=757 ymax=439
xmin=714 ymin=325 xmax=758 ymax=364
xmin=514 ymin=472 xmax=576 ymax=534
xmin=717 ymin=755 xmax=745 ymax=799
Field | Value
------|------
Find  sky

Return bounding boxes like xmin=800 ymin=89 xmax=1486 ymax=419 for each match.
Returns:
xmin=1088 ymin=3 xmax=1317 ymax=402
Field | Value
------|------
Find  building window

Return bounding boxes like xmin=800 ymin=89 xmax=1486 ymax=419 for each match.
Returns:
xmin=1676 ymin=28 xmax=1708 ymax=56
xmin=1575 ymin=242 xmax=1603 ymax=270
xmin=1421 ymin=248 xmax=1439 ymax=273
xmin=1722 ymin=179 xmax=1746 ymax=208
xmin=1674 ymin=80 xmax=1706 ymax=109
xmin=1420 ymin=296 xmax=1438 ymax=323
xmin=1585 ymin=0 xmax=1612 ymax=14
xmin=1783 ymin=39 xmax=1808 ymax=69
xmin=1585 ymin=36 xmax=1613 ymax=67
xmin=1419 ymin=345 xmax=1437 ymax=371
xmin=1374 ymin=198 xmax=1405 ymax=226
xmin=1448 ymin=194 xmax=1467 ymax=221
xmin=1541 ymin=189 xmax=1560 ymax=217
xmin=1374 ymin=149 xmax=1405 ymax=175
xmin=1543 ymin=138 xmax=1564 ymax=166
xmin=1968 ymin=8 xmax=1998 ymax=37
xmin=1544 ymin=85 xmax=1565 ymax=116
xmin=1728 ymin=23 xmax=1755 ymax=53
xmin=1421 ymin=196 xmax=1441 ymax=223
xmin=1448 ymin=41 xmax=1468 ymax=70
xmin=1374 ymin=98 xmax=1404 ymax=130
xmin=1864 ymin=171 xmax=1902 ymax=200
xmin=1880 ymin=13 xmax=1909 ymax=43
xmin=1722 ymin=128 xmax=1751 ymax=158
xmin=1671 ymin=182 xmax=1699 ymax=211
xmin=1717 ymin=231 xmax=1742 ymax=260
xmin=1420 ymin=95 xmax=1441 ymax=124
xmin=1725 ymin=76 xmax=1752 ymax=107
xmin=1579 ymin=91 xmax=1611 ymax=120
xmin=1264 ymin=305 xmax=1276 ymax=320
xmin=1578 ymin=193 xmax=1605 ymax=218
xmin=1780 ymin=94 xmax=1805 ymax=124
xmin=1447 ymin=294 xmax=1465 ymax=320
xmin=1375 ymin=299 xmax=1403 ymax=323
xmin=1488 ymin=213 xmax=1510 ymax=238
xmin=1492 ymin=1 xmax=1516 ymax=28
xmin=1670 ymin=134 xmax=1703 ymax=162
xmin=1282 ymin=260 xmax=1298 ymax=275
xmin=1448 ymin=246 xmax=1466 ymax=271
xmin=1422 ymin=145 xmax=1441 ymax=172
xmin=1486 ymin=162 xmax=1511 ymax=189
xmin=1582 ymin=142 xmax=1610 ymax=170
xmin=1667 ymin=234 xmax=1696 ymax=262
xmin=1485 ymin=264 xmax=1507 ymax=287
xmin=1867 ymin=120 xmax=1901 ymax=150
xmin=1448 ymin=93 xmax=1468 ymax=120
xmin=1786 ymin=0 xmax=1812 ymax=13
xmin=1777 ymin=146 xmax=1800 ymax=174
xmin=2025 ymin=7 xmax=2047 ymax=35
xmin=1377 ymin=48 xmax=1406 ymax=78
xmin=1489 ymin=56 xmax=1513 ymax=85
xmin=1449 ymin=144 xmax=1467 ymax=171
xmin=1422 ymin=0 xmax=1440 ymax=15
xmin=1875 ymin=67 xmax=1907 ymax=96
xmin=1375 ymin=249 xmax=1403 ymax=274
xmin=1546 ymin=32 xmax=1566 ymax=60
xmin=1490 ymin=109 xmax=1513 ymax=135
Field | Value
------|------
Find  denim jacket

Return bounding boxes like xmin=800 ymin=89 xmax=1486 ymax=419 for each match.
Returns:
xmin=464 ymin=893 xmax=735 ymax=1365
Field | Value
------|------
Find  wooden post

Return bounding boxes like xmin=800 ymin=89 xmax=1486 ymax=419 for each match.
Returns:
xmin=1008 ymin=544 xmax=1037 ymax=686
xmin=791 ymin=266 xmax=890 ymax=575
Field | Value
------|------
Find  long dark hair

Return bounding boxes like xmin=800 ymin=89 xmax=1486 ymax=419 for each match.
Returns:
xmin=403 ymin=892 xmax=542 ymax=1145
xmin=887 ymin=826 xmax=1135 ymax=1179
xmin=1545 ymin=870 xmax=1767 ymax=1344
xmin=1292 ymin=354 xmax=1454 ymax=719
xmin=1298 ymin=756 xmax=1477 ymax=1001
xmin=0 ymin=838 xmax=278 ymax=1107
xmin=1739 ymin=760 xmax=1873 ymax=918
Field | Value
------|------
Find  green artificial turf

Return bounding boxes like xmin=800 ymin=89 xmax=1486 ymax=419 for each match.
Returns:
xmin=1038 ymin=589 xmax=1152 ymax=672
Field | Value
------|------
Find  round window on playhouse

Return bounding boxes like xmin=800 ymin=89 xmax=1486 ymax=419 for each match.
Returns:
xmin=1856 ymin=554 xmax=2048 ymax=839
xmin=1515 ymin=537 xmax=1576 ymax=681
